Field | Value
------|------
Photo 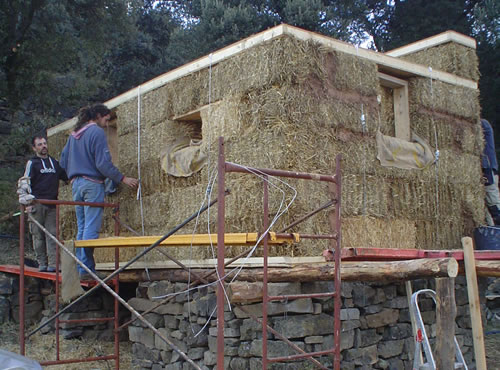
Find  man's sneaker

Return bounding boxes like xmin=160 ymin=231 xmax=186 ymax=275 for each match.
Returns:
xmin=47 ymin=266 xmax=60 ymax=273
xmin=38 ymin=265 xmax=47 ymax=272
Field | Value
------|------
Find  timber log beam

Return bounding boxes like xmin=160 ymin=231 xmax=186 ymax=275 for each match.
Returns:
xmin=115 ymin=258 xmax=458 ymax=283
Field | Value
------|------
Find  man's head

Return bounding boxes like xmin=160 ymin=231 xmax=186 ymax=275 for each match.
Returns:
xmin=32 ymin=136 xmax=48 ymax=158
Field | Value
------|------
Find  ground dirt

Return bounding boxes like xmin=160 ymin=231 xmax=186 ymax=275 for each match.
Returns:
xmin=1 ymin=238 xmax=500 ymax=368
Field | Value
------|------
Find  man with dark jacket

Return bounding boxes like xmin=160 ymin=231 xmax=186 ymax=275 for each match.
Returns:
xmin=23 ymin=135 xmax=68 ymax=271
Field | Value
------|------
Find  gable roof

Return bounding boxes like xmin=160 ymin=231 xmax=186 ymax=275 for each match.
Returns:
xmin=49 ymin=24 xmax=477 ymax=136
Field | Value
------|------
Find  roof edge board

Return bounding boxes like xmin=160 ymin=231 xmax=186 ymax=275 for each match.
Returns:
xmin=49 ymin=25 xmax=287 ymax=136
xmin=282 ymin=25 xmax=477 ymax=90
xmin=385 ymin=30 xmax=476 ymax=57
xmin=49 ymin=24 xmax=477 ymax=137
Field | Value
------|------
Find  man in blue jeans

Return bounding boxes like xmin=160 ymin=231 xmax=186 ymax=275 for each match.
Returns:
xmin=60 ymin=103 xmax=138 ymax=279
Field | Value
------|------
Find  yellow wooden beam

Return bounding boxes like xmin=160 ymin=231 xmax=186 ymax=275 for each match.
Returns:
xmin=73 ymin=232 xmax=295 ymax=248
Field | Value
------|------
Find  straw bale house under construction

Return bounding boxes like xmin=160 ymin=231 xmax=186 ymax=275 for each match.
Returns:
xmin=42 ymin=24 xmax=489 ymax=369
xmin=49 ymin=24 xmax=482 ymax=264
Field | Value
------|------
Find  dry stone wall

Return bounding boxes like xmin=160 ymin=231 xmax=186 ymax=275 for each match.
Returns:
xmin=127 ymin=278 xmax=477 ymax=370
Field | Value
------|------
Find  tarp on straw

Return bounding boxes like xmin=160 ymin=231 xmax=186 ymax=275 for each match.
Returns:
xmin=161 ymin=137 xmax=207 ymax=177
xmin=376 ymin=130 xmax=435 ymax=170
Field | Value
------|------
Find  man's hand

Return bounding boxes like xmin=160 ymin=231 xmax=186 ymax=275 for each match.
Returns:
xmin=122 ymin=176 xmax=139 ymax=189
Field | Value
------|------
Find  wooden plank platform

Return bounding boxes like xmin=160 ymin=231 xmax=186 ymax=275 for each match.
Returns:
xmin=73 ymin=232 xmax=297 ymax=248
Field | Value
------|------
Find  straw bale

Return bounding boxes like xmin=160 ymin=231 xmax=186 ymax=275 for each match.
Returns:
xmin=342 ymin=216 xmax=416 ymax=249
xmin=408 ymin=77 xmax=479 ymax=121
xmin=49 ymin=32 xmax=485 ymax=265
xmin=410 ymin=114 xmax=481 ymax=155
xmin=399 ymin=42 xmax=479 ymax=81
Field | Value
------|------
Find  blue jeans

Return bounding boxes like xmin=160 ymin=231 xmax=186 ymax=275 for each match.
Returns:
xmin=72 ymin=177 xmax=105 ymax=274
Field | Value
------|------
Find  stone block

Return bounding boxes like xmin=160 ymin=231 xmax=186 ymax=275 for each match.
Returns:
xmin=0 ymin=296 xmax=10 ymax=323
xmin=230 ymin=357 xmax=249 ymax=370
xmin=161 ymin=349 xmax=172 ymax=363
xmin=286 ymin=298 xmax=314 ymax=314
xmin=305 ymin=335 xmax=323 ymax=344
xmin=313 ymin=303 xmax=322 ymax=314
xmin=188 ymin=347 xmax=205 ymax=360
xmin=323 ymin=329 xmax=355 ymax=351
xmin=268 ymin=282 xmax=301 ymax=297
xmin=0 ymin=275 xmax=15 ymax=295
xmin=340 ymin=308 xmax=360 ymax=320
xmin=355 ymin=329 xmax=382 ymax=347
xmin=364 ymin=304 xmax=382 ymax=314
xmin=133 ymin=342 xmax=162 ymax=362
xmin=165 ymin=362 xmax=182 ymax=370
xmin=272 ymin=313 xmax=334 ymax=338
xmin=384 ymin=296 xmax=408 ymax=309
xmin=378 ymin=339 xmax=404 ymax=358
xmin=129 ymin=326 xmax=156 ymax=348
xmin=365 ymin=309 xmax=399 ymax=328
xmin=61 ymin=328 xmax=83 ymax=339
xmin=386 ymin=358 xmax=405 ymax=370
xmin=208 ymin=334 xmax=240 ymax=353
xmin=204 ymin=350 xmax=217 ymax=366
xmin=147 ymin=281 xmax=175 ymax=300
xmin=352 ymin=284 xmax=376 ymax=307
xmin=240 ymin=318 xmax=262 ymax=341
xmin=383 ymin=323 xmax=412 ymax=340
xmin=344 ymin=344 xmax=378 ymax=366
xmin=342 ymin=320 xmax=361 ymax=331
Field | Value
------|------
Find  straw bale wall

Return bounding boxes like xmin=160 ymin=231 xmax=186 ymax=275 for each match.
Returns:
xmin=397 ymin=42 xmax=479 ymax=81
xmin=49 ymin=34 xmax=483 ymax=264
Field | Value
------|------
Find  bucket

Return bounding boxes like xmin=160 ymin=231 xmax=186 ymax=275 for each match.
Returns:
xmin=473 ymin=226 xmax=500 ymax=250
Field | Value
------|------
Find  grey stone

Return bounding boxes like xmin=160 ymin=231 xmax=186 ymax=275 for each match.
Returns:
xmin=268 ymin=282 xmax=301 ymax=297
xmin=342 ymin=319 xmax=361 ymax=331
xmin=164 ymin=315 xmax=179 ymax=329
xmin=151 ymin=364 xmax=163 ymax=370
xmin=132 ymin=312 xmax=164 ymax=328
xmin=352 ymin=284 xmax=376 ymax=307
xmin=364 ymin=304 xmax=383 ymax=314
xmin=132 ymin=358 xmax=154 ymax=368
xmin=230 ymin=357 xmax=249 ymax=370
xmin=147 ymin=281 xmax=175 ymax=300
xmin=240 ymin=318 xmax=262 ymax=341
xmin=132 ymin=342 xmax=162 ymax=362
xmin=237 ymin=342 xmax=253 ymax=358
xmin=286 ymin=298 xmax=314 ymax=314
xmin=378 ymin=339 xmax=404 ymax=358
xmin=209 ymin=326 xmax=239 ymax=337
xmin=344 ymin=344 xmax=378 ymax=365
xmin=21 ymin=300 xmax=43 ymax=324
xmin=128 ymin=297 xmax=184 ymax=315
xmin=383 ymin=323 xmax=412 ymax=340
xmin=171 ymin=330 xmax=184 ymax=340
xmin=365 ymin=309 xmax=399 ymax=328
xmin=129 ymin=326 xmax=155 ymax=348
xmin=227 ymin=318 xmax=242 ymax=329
xmin=385 ymin=296 xmax=408 ymax=309
xmin=355 ymin=329 xmax=382 ymax=347
xmin=40 ymin=316 xmax=54 ymax=334
xmin=188 ymin=347 xmax=205 ymax=360
xmin=196 ymin=293 xmax=217 ymax=316
xmin=323 ymin=330 xmax=355 ymax=351
xmin=305 ymin=335 xmax=324 ymax=344
xmin=161 ymin=349 xmax=172 ymax=363
xmin=340 ymin=308 xmax=360 ymax=320
xmin=247 ymin=339 xmax=305 ymax=358
xmin=208 ymin=335 xmax=239 ymax=353
xmin=0 ymin=296 xmax=10 ymax=323
xmin=184 ymin=323 xmax=208 ymax=347
xmin=0 ymin=275 xmax=15 ymax=295
xmin=386 ymin=358 xmax=405 ymax=370
xmin=313 ymin=303 xmax=322 ymax=314
xmin=165 ymin=362 xmax=182 ymax=370
xmin=155 ymin=328 xmax=187 ymax=353
xmin=204 ymin=350 xmax=217 ymax=366
xmin=272 ymin=313 xmax=334 ymax=338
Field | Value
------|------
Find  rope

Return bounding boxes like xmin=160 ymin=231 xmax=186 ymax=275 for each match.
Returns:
xmin=137 ymin=85 xmax=150 ymax=281
xmin=429 ymin=67 xmax=440 ymax=246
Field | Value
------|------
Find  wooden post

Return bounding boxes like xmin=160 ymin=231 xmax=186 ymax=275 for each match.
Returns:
xmin=435 ymin=277 xmax=456 ymax=370
xmin=462 ymin=237 xmax=487 ymax=370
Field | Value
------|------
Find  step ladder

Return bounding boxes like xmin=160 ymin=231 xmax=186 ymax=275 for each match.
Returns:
xmin=410 ymin=289 xmax=468 ymax=370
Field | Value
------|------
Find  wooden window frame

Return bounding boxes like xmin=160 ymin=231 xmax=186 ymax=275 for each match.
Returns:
xmin=378 ymin=72 xmax=410 ymax=141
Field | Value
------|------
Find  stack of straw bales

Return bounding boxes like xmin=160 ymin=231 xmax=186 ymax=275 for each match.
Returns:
xmin=50 ymin=33 xmax=483 ymax=264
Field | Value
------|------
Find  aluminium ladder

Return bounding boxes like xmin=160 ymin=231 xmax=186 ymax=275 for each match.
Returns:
xmin=410 ymin=289 xmax=468 ymax=370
